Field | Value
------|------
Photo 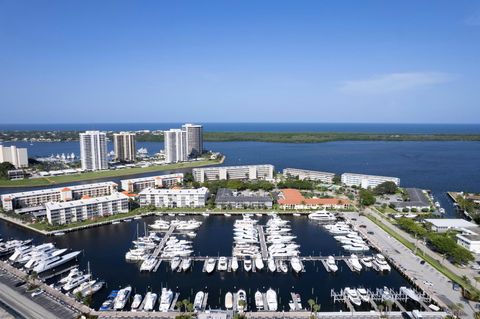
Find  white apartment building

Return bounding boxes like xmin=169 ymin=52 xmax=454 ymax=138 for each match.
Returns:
xmin=457 ymin=233 xmax=480 ymax=254
xmin=138 ymin=187 xmax=209 ymax=208
xmin=1 ymin=181 xmax=118 ymax=212
xmin=182 ymin=123 xmax=203 ymax=157
xmin=341 ymin=173 xmax=400 ymax=189
xmin=192 ymin=164 xmax=275 ymax=183
xmin=283 ymin=168 xmax=335 ymax=183
xmin=113 ymin=132 xmax=136 ymax=162
xmin=120 ymin=173 xmax=184 ymax=193
xmin=0 ymin=145 xmax=28 ymax=168
xmin=164 ymin=129 xmax=187 ymax=163
xmin=45 ymin=192 xmax=129 ymax=225
xmin=79 ymin=131 xmax=108 ymax=171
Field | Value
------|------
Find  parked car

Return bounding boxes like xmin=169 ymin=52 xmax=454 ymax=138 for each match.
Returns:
xmin=31 ymin=289 xmax=44 ymax=297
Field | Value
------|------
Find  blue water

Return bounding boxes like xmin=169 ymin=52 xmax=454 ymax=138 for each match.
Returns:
xmin=1 ymin=122 xmax=480 ymax=134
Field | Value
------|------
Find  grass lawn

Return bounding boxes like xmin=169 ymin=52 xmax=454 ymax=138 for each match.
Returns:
xmin=366 ymin=214 xmax=479 ymax=297
xmin=0 ymin=159 xmax=221 ymax=188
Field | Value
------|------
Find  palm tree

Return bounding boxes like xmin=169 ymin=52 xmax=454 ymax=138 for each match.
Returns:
xmin=182 ymin=299 xmax=189 ymax=313
xmin=378 ymin=304 xmax=384 ymax=315
xmin=175 ymin=300 xmax=183 ymax=311
xmin=384 ymin=300 xmax=394 ymax=317
xmin=313 ymin=303 xmax=321 ymax=313
xmin=307 ymin=299 xmax=315 ymax=312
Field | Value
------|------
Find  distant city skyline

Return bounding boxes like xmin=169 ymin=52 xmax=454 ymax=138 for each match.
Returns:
xmin=1 ymin=1 xmax=479 ymax=124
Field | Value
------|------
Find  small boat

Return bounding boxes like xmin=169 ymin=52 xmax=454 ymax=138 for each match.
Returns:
xmin=113 ymin=286 xmax=132 ymax=310
xmin=243 ymin=256 xmax=252 ymax=272
xmin=205 ymin=258 xmax=216 ymax=274
xmin=193 ymin=291 xmax=205 ymax=311
xmin=158 ymin=288 xmax=173 ymax=312
xmin=293 ymin=213 xmax=301 ymax=217
xmin=82 ymin=280 xmax=104 ymax=296
xmin=224 ymin=213 xmax=232 ymax=217
xmin=382 ymin=286 xmax=393 ymax=301
xmin=255 ymin=213 xmax=263 ymax=217
xmin=181 ymin=258 xmax=192 ymax=271
xmin=326 ymin=256 xmax=338 ymax=272
xmin=131 ymin=294 xmax=143 ymax=311
xmin=217 ymin=257 xmax=228 ymax=271
xmin=63 ymin=274 xmax=91 ymax=291
xmin=133 ymin=216 xmax=142 ymax=220
xmin=373 ymin=254 xmax=391 ymax=272
xmin=266 ymin=288 xmax=278 ymax=311
xmin=290 ymin=257 xmax=302 ymax=273
xmin=99 ymin=290 xmax=118 ymax=311
xmin=202 ymin=213 xmax=210 ymax=217
xmin=345 ymin=287 xmax=361 ymax=306
xmin=124 ymin=219 xmax=132 ymax=222
xmin=53 ymin=232 xmax=66 ymax=236
xmin=279 ymin=260 xmax=289 ymax=273
xmin=348 ymin=254 xmax=363 ymax=272
xmin=231 ymin=257 xmax=239 ymax=272
xmin=400 ymin=286 xmax=420 ymax=302
xmin=360 ymin=256 xmax=373 ymax=268
xmin=171 ymin=257 xmax=182 ymax=271
xmin=357 ymin=288 xmax=370 ymax=302
xmin=112 ymin=221 xmax=121 ymax=225
xmin=225 ymin=292 xmax=233 ymax=310
xmin=255 ymin=290 xmax=264 ymax=310
xmin=237 ymin=289 xmax=247 ymax=312
xmin=268 ymin=258 xmax=276 ymax=272
xmin=288 ymin=293 xmax=302 ymax=310
xmin=72 ymin=280 xmax=96 ymax=295
xmin=143 ymin=292 xmax=158 ymax=311
xmin=255 ymin=256 xmax=264 ymax=270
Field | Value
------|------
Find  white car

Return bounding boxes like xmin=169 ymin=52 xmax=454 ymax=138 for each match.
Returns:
xmin=31 ymin=289 xmax=44 ymax=297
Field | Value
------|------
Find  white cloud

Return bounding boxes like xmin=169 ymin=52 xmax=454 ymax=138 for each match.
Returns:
xmin=340 ymin=72 xmax=454 ymax=95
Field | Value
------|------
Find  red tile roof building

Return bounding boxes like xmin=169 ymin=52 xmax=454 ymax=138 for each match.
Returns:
xmin=278 ymin=189 xmax=351 ymax=210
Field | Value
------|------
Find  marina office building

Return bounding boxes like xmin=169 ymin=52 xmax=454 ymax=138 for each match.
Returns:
xmin=1 ymin=182 xmax=118 ymax=213
xmin=79 ymin=131 xmax=108 ymax=171
xmin=341 ymin=173 xmax=400 ymax=189
xmin=138 ymin=187 xmax=209 ymax=208
xmin=113 ymin=132 xmax=136 ymax=162
xmin=192 ymin=164 xmax=275 ymax=183
xmin=45 ymin=192 xmax=130 ymax=225
xmin=0 ymin=145 xmax=28 ymax=168
xmin=120 ymin=173 xmax=184 ymax=193
xmin=283 ymin=168 xmax=335 ymax=183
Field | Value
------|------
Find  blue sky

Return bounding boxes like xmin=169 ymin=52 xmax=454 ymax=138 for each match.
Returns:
xmin=0 ymin=1 xmax=479 ymax=124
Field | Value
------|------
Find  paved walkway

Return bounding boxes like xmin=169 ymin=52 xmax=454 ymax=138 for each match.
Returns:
xmin=343 ymin=209 xmax=474 ymax=318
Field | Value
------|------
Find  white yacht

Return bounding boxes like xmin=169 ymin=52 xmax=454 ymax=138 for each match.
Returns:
xmin=225 ymin=292 xmax=233 ymax=310
xmin=254 ymin=256 xmax=264 ymax=270
xmin=205 ymin=258 xmax=216 ymax=273
xmin=113 ymin=286 xmax=132 ymax=310
xmin=243 ymin=256 xmax=252 ymax=272
xmin=308 ymin=210 xmax=336 ymax=221
xmin=255 ymin=290 xmax=264 ymax=310
xmin=131 ymin=294 xmax=143 ymax=311
xmin=181 ymin=258 xmax=192 ymax=271
xmin=24 ymin=248 xmax=68 ymax=268
xmin=288 ymin=293 xmax=302 ymax=310
xmin=347 ymin=254 xmax=363 ymax=272
xmin=266 ymin=288 xmax=278 ymax=311
xmin=140 ymin=256 xmax=157 ymax=272
xmin=125 ymin=248 xmax=147 ymax=261
xmin=171 ymin=257 xmax=182 ymax=271
xmin=373 ymin=254 xmax=391 ymax=272
xmin=344 ymin=287 xmax=361 ymax=306
xmin=143 ymin=292 xmax=158 ymax=311
xmin=267 ymin=258 xmax=276 ymax=272
xmin=33 ymin=251 xmax=81 ymax=273
xmin=237 ymin=289 xmax=247 ymax=312
xmin=360 ymin=256 xmax=373 ymax=268
xmin=81 ymin=280 xmax=104 ymax=296
xmin=217 ymin=257 xmax=228 ymax=271
xmin=159 ymin=288 xmax=173 ymax=312
xmin=290 ymin=257 xmax=302 ymax=273
xmin=343 ymin=243 xmax=369 ymax=252
xmin=58 ymin=268 xmax=81 ymax=284
xmin=193 ymin=291 xmax=205 ymax=311
xmin=279 ymin=260 xmax=289 ymax=273
xmin=72 ymin=280 xmax=96 ymax=295
xmin=63 ymin=274 xmax=91 ymax=291
xmin=382 ymin=286 xmax=393 ymax=302
xmin=357 ymin=288 xmax=370 ymax=302
xmin=231 ymin=257 xmax=239 ymax=272
xmin=326 ymin=256 xmax=338 ymax=272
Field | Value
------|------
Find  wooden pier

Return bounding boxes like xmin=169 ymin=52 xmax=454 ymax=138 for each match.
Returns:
xmin=151 ymin=225 xmax=175 ymax=272
xmin=201 ymin=292 xmax=209 ymax=310
xmin=256 ymin=225 xmax=268 ymax=260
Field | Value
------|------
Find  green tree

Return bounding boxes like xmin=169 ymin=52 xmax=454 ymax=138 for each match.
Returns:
xmin=373 ymin=181 xmax=398 ymax=195
xmin=312 ymin=303 xmax=321 ymax=313
xmin=307 ymin=298 xmax=315 ymax=312
xmin=0 ymin=162 xmax=15 ymax=180
xmin=175 ymin=300 xmax=183 ymax=311
xmin=332 ymin=175 xmax=341 ymax=184
xmin=359 ymin=189 xmax=376 ymax=206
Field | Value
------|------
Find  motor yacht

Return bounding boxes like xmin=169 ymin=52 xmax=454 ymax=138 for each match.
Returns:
xmin=357 ymin=288 xmax=370 ymax=302
xmin=255 ymin=290 xmax=264 ymax=310
xmin=181 ymin=258 xmax=192 ymax=271
xmin=99 ymin=290 xmax=118 ymax=311
xmin=344 ymin=287 xmax=361 ymax=306
xmin=326 ymin=256 xmax=338 ymax=272
xmin=243 ymin=256 xmax=252 ymax=272
xmin=63 ymin=274 xmax=91 ymax=291
xmin=290 ymin=257 xmax=302 ymax=273
xmin=360 ymin=256 xmax=373 ymax=268
xmin=33 ymin=251 xmax=81 ymax=273
xmin=205 ymin=258 xmax=216 ymax=273
xmin=225 ymin=292 xmax=233 ymax=310
xmin=0 ymin=239 xmax=32 ymax=257
xmin=125 ymin=248 xmax=147 ymax=261
xmin=266 ymin=288 xmax=278 ymax=311
xmin=113 ymin=286 xmax=132 ymax=310
xmin=279 ymin=260 xmax=289 ymax=273
xmin=193 ymin=291 xmax=205 ymax=311
xmin=72 ymin=280 xmax=96 ymax=295
xmin=373 ymin=254 xmax=391 ymax=272
xmin=58 ymin=268 xmax=81 ymax=284
xmin=217 ymin=257 xmax=228 ymax=271
xmin=308 ymin=210 xmax=336 ymax=221
xmin=159 ymin=288 xmax=173 ymax=312
xmin=342 ymin=243 xmax=369 ymax=252
xmin=237 ymin=289 xmax=247 ymax=312
xmin=254 ymin=256 xmax=264 ymax=270
xmin=267 ymin=258 xmax=276 ymax=272
xmin=382 ymin=286 xmax=393 ymax=302
xmin=143 ymin=292 xmax=158 ymax=311
xmin=131 ymin=294 xmax=143 ymax=311
xmin=231 ymin=257 xmax=239 ymax=272
xmin=348 ymin=254 xmax=363 ymax=272
xmin=82 ymin=280 xmax=104 ymax=297
xmin=171 ymin=257 xmax=182 ymax=271
xmin=140 ymin=256 xmax=157 ymax=272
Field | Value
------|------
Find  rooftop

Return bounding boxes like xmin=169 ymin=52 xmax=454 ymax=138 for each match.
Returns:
xmin=44 ymin=192 xmax=129 ymax=210
xmin=139 ymin=187 xmax=209 ymax=195
xmin=1 ymin=181 xmax=117 ymax=199
xmin=215 ymin=188 xmax=272 ymax=203
xmin=278 ymin=188 xmax=350 ymax=206
xmin=121 ymin=173 xmax=184 ymax=183
xmin=425 ymin=218 xmax=477 ymax=228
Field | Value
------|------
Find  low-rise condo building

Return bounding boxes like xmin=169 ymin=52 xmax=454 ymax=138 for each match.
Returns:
xmin=341 ymin=173 xmax=400 ymax=189
xmin=193 ymin=164 xmax=274 ymax=183
xmin=120 ymin=173 xmax=184 ymax=193
xmin=215 ymin=188 xmax=273 ymax=209
xmin=283 ymin=168 xmax=335 ymax=183
xmin=393 ymin=188 xmax=431 ymax=212
xmin=138 ymin=187 xmax=209 ymax=208
xmin=1 ymin=182 xmax=118 ymax=213
xmin=425 ymin=218 xmax=478 ymax=233
xmin=277 ymin=188 xmax=351 ymax=210
xmin=45 ymin=192 xmax=129 ymax=225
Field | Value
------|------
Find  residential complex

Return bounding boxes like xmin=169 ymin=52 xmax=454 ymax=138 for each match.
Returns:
xmin=341 ymin=173 xmax=400 ymax=189
xmin=192 ymin=164 xmax=275 ymax=183
xmin=278 ymin=189 xmax=351 ymax=210
xmin=164 ymin=129 xmax=187 ymax=163
xmin=392 ymin=188 xmax=431 ymax=211
xmin=79 ymin=131 xmax=108 ymax=171
xmin=45 ymin=192 xmax=129 ymax=225
xmin=283 ymin=168 xmax=335 ymax=183
xmin=182 ymin=123 xmax=203 ymax=157
xmin=138 ymin=187 xmax=209 ymax=208
xmin=113 ymin=132 xmax=136 ymax=162
xmin=0 ymin=145 xmax=28 ymax=168
xmin=164 ymin=123 xmax=204 ymax=163
xmin=120 ymin=173 xmax=184 ymax=193
xmin=215 ymin=188 xmax=273 ymax=209
xmin=1 ymin=182 xmax=118 ymax=213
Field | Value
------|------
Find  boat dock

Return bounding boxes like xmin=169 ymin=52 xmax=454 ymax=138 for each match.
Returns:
xmin=169 ymin=292 xmax=180 ymax=311
xmin=256 ymin=225 xmax=268 ymax=260
xmin=151 ymin=225 xmax=176 ymax=272
xmin=201 ymin=292 xmax=209 ymax=310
